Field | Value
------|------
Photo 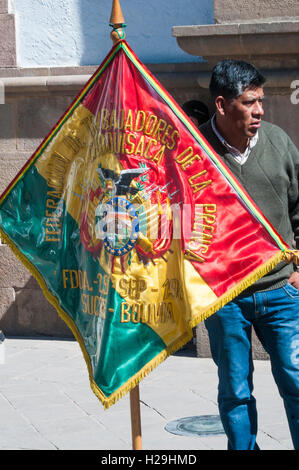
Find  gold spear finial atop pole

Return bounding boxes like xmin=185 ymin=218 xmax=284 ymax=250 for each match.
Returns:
xmin=109 ymin=0 xmax=126 ymax=44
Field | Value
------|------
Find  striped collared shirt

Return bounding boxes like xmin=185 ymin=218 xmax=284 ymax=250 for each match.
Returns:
xmin=211 ymin=114 xmax=259 ymax=165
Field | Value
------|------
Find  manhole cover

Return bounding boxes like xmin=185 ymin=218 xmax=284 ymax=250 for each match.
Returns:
xmin=165 ymin=415 xmax=224 ymax=437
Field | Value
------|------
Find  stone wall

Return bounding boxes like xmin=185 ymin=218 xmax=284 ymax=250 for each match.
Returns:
xmin=1 ymin=1 xmax=298 ymax=362
xmin=0 ymin=63 xmax=272 ymax=360
xmin=214 ymin=0 xmax=299 ymax=23
xmin=0 ymin=73 xmax=79 ymax=337
xmin=0 ymin=62 xmax=210 ymax=339
xmin=0 ymin=0 xmax=16 ymax=67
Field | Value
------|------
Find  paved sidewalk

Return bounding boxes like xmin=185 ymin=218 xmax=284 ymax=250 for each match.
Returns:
xmin=0 ymin=336 xmax=294 ymax=450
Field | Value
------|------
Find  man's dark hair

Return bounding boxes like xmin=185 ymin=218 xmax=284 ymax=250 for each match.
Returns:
xmin=209 ymin=59 xmax=266 ymax=101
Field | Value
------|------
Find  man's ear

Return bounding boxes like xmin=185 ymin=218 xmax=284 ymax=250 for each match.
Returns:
xmin=215 ymin=96 xmax=226 ymax=116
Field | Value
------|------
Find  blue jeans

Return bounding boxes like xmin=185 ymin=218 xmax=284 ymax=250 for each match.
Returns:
xmin=205 ymin=283 xmax=299 ymax=450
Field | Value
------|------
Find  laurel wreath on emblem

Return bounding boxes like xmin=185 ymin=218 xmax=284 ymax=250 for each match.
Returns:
xmin=80 ymin=163 xmax=174 ymax=263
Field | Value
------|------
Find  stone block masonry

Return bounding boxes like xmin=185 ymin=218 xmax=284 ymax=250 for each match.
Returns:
xmin=0 ymin=10 xmax=16 ymax=67
xmin=0 ymin=0 xmax=8 ymax=14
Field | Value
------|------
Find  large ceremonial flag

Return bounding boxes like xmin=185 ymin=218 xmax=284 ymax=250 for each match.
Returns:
xmin=0 ymin=39 xmax=295 ymax=408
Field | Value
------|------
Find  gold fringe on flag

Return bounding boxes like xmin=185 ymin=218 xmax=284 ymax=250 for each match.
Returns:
xmin=1 ymin=226 xmax=296 ymax=409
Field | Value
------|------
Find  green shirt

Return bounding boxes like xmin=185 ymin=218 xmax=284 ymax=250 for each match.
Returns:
xmin=199 ymin=119 xmax=299 ymax=293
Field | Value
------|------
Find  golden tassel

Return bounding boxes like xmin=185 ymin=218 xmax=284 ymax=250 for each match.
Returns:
xmin=283 ymin=249 xmax=299 ymax=265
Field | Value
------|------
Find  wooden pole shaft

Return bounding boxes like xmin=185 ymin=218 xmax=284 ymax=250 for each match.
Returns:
xmin=130 ymin=385 xmax=142 ymax=450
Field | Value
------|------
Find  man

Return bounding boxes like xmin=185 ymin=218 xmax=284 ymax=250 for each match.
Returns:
xmin=199 ymin=59 xmax=299 ymax=450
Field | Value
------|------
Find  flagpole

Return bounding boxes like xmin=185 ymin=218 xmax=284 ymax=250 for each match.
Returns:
xmin=110 ymin=0 xmax=126 ymax=45
xmin=130 ymin=385 xmax=143 ymax=450
xmin=109 ymin=0 xmax=143 ymax=451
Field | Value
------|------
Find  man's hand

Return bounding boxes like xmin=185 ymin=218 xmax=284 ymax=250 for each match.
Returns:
xmin=288 ymin=271 xmax=299 ymax=289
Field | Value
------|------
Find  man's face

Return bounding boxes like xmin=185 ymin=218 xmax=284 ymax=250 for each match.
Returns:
xmin=223 ymin=86 xmax=264 ymax=139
